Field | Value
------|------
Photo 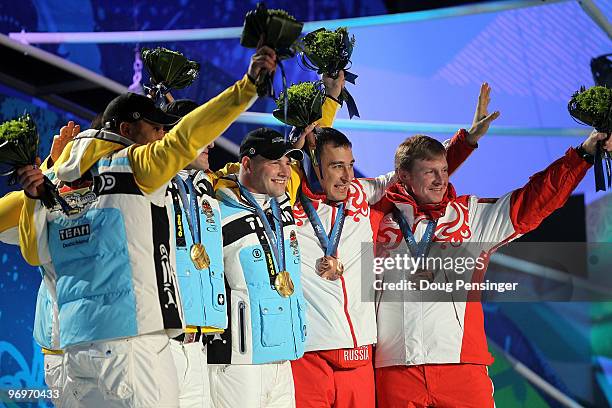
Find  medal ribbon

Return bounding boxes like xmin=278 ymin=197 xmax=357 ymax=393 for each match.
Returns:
xmin=392 ymin=207 xmax=437 ymax=259
xmin=300 ymin=192 xmax=346 ymax=257
xmin=237 ymin=183 xmax=286 ymax=272
xmin=174 ymin=175 xmax=201 ymax=246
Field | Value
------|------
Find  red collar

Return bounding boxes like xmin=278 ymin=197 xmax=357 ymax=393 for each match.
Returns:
xmin=385 ymin=182 xmax=456 ymax=220
xmin=300 ymin=178 xmax=346 ymax=206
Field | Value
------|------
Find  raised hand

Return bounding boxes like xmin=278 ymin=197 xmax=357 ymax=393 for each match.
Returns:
xmin=322 ymin=70 xmax=345 ymax=100
xmin=292 ymin=123 xmax=317 ymax=150
xmin=467 ymin=82 xmax=500 ymax=145
xmin=581 ymin=130 xmax=612 ymax=155
xmin=50 ymin=121 xmax=80 ymax=163
xmin=16 ymin=158 xmax=44 ymax=198
xmin=247 ymin=46 xmax=277 ymax=83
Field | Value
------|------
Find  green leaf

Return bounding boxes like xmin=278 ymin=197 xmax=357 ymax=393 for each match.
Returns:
xmin=273 ymin=82 xmax=324 ymax=127
xmin=141 ymin=47 xmax=201 ymax=90
xmin=0 ymin=114 xmax=39 ymax=169
xmin=240 ymin=3 xmax=303 ymax=54
xmin=568 ymin=86 xmax=612 ymax=133
xmin=301 ymin=27 xmax=355 ymax=75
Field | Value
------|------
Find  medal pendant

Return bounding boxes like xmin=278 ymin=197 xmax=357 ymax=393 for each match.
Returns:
xmin=190 ymin=243 xmax=211 ymax=270
xmin=274 ymin=271 xmax=295 ymax=297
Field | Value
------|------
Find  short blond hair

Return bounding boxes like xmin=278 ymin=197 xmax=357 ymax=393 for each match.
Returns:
xmin=394 ymin=135 xmax=446 ymax=172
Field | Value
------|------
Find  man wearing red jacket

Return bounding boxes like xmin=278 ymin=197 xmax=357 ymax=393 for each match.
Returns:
xmin=292 ymin=84 xmax=499 ymax=408
xmin=374 ymin=127 xmax=612 ymax=407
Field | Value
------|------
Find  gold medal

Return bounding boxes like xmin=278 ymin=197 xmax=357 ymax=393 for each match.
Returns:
xmin=274 ymin=271 xmax=295 ymax=297
xmin=190 ymin=243 xmax=211 ymax=270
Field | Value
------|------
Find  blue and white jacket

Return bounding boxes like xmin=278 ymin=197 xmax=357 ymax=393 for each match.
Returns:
xmin=208 ymin=176 xmax=306 ymax=365
xmin=167 ymin=170 xmax=226 ymax=332
xmin=22 ymin=133 xmax=185 ymax=348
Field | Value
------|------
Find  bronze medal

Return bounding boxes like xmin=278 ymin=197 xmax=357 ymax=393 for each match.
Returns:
xmin=190 ymin=243 xmax=211 ymax=270
xmin=316 ymin=255 xmax=343 ymax=281
xmin=335 ymin=259 xmax=344 ymax=277
xmin=274 ymin=270 xmax=295 ymax=297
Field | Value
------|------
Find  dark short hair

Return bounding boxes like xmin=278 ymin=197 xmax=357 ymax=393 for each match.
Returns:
xmin=395 ymin=135 xmax=446 ymax=172
xmin=89 ymin=112 xmax=104 ymax=130
xmin=314 ymin=127 xmax=352 ymax=160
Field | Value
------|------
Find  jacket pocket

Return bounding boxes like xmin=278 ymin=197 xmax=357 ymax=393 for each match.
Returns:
xmin=209 ymin=268 xmax=226 ymax=313
xmin=259 ymin=298 xmax=290 ymax=347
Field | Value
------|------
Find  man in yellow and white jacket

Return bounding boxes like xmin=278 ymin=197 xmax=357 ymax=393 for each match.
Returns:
xmin=15 ymin=47 xmax=274 ymax=408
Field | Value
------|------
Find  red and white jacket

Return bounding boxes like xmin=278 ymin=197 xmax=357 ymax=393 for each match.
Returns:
xmin=295 ymin=130 xmax=476 ymax=353
xmin=373 ymin=147 xmax=591 ymax=367
xmin=293 ymin=173 xmax=394 ymax=352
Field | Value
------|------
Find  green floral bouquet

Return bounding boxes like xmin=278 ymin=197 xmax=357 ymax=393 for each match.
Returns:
xmin=240 ymin=2 xmax=303 ymax=97
xmin=273 ymin=81 xmax=325 ymax=129
xmin=299 ymin=27 xmax=359 ymax=118
xmin=568 ymin=86 xmax=612 ymax=132
xmin=141 ymin=47 xmax=200 ymax=103
xmin=568 ymin=85 xmax=612 ymax=191
xmin=0 ymin=114 xmax=70 ymax=211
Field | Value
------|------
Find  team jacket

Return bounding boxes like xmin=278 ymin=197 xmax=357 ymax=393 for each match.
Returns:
xmin=0 ymin=162 xmax=61 ymax=353
xmin=209 ymin=175 xmax=306 ymax=365
xmin=374 ymin=147 xmax=591 ymax=367
xmin=294 ymin=130 xmax=476 ymax=352
xmin=167 ymin=169 xmax=234 ymax=332
xmin=17 ymin=75 xmax=257 ymax=348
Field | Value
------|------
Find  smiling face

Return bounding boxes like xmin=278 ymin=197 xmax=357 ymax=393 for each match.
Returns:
xmin=400 ymin=155 xmax=448 ymax=205
xmin=318 ymin=144 xmax=355 ymax=202
xmin=241 ymin=154 xmax=292 ymax=198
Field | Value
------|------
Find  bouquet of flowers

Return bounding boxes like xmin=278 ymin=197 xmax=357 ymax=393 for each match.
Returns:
xmin=273 ymin=81 xmax=325 ymax=130
xmin=569 ymin=86 xmax=612 ymax=132
xmin=568 ymin=85 xmax=612 ymax=190
xmin=0 ymin=114 xmax=70 ymax=211
xmin=240 ymin=2 xmax=303 ymax=97
xmin=141 ymin=47 xmax=200 ymax=104
xmin=299 ymin=27 xmax=360 ymax=118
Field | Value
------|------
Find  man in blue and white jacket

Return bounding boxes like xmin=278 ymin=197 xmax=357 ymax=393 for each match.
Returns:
xmin=163 ymin=99 xmax=243 ymax=408
xmin=209 ymin=129 xmax=307 ymax=408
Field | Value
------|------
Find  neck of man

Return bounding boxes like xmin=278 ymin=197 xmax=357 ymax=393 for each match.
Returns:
xmin=238 ymin=172 xmax=269 ymax=206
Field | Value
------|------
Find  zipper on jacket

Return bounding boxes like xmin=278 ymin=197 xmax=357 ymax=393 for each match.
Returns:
xmin=238 ymin=301 xmax=246 ymax=354
xmin=331 ymin=206 xmax=358 ymax=348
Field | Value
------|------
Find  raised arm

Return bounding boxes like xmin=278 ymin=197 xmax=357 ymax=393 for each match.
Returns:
xmin=473 ymin=130 xmax=610 ymax=249
xmin=129 ymin=47 xmax=277 ymax=195
xmin=0 ymin=191 xmax=25 ymax=244
xmin=446 ymin=83 xmax=500 ymax=174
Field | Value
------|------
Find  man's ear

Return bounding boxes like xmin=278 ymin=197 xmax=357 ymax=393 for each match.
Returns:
xmin=397 ymin=168 xmax=411 ymax=186
xmin=241 ymin=156 xmax=251 ymax=174
xmin=119 ymin=122 xmax=132 ymax=138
